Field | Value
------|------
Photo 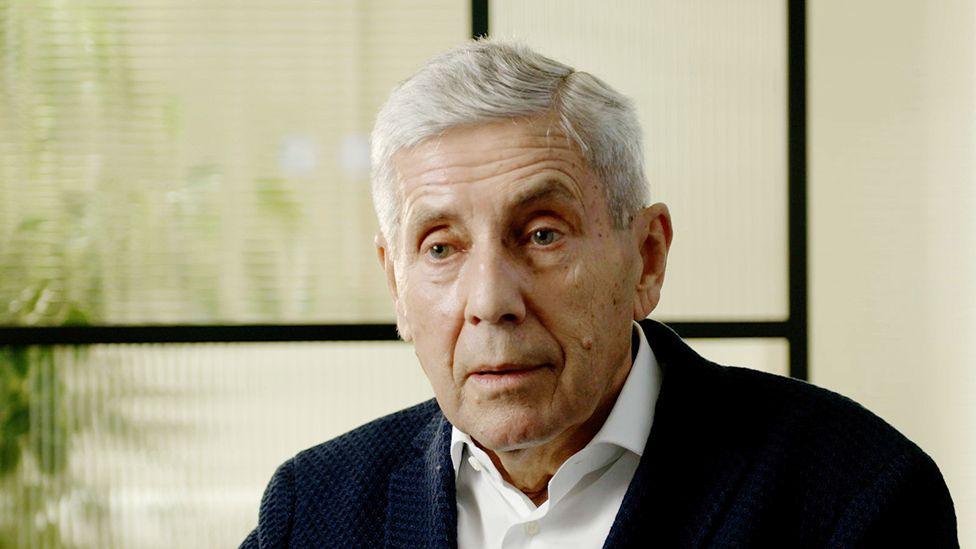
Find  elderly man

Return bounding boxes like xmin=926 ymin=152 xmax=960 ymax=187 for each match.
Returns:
xmin=242 ymin=40 xmax=956 ymax=547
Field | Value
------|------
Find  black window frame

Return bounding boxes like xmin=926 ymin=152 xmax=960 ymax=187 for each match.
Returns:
xmin=0 ymin=0 xmax=808 ymax=380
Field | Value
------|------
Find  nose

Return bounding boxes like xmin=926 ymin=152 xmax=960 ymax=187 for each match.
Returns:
xmin=462 ymin=245 xmax=527 ymax=326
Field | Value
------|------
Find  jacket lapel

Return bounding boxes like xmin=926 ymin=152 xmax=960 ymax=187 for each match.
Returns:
xmin=384 ymin=410 xmax=457 ymax=549
xmin=604 ymin=320 xmax=750 ymax=547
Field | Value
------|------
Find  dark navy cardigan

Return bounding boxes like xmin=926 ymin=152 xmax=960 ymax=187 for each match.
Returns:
xmin=241 ymin=320 xmax=957 ymax=548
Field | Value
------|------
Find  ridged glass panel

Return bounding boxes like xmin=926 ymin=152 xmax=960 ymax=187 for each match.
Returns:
xmin=0 ymin=342 xmax=432 ymax=547
xmin=0 ymin=0 xmax=467 ymax=326
xmin=0 ymin=336 xmax=785 ymax=546
xmin=492 ymin=0 xmax=789 ymax=321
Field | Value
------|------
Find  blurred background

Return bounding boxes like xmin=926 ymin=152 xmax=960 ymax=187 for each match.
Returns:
xmin=0 ymin=0 xmax=972 ymax=546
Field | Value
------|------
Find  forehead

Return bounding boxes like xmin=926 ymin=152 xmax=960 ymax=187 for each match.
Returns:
xmin=394 ymin=117 xmax=587 ymax=185
xmin=392 ymin=117 xmax=599 ymax=222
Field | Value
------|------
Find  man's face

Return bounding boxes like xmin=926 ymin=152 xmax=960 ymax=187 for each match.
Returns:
xmin=382 ymin=117 xmax=655 ymax=452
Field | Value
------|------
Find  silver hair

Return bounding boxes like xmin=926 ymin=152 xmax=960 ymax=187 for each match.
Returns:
xmin=370 ymin=38 xmax=650 ymax=251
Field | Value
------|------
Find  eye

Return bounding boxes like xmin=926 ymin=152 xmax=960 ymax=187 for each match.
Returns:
xmin=425 ymin=242 xmax=456 ymax=260
xmin=529 ymin=228 xmax=562 ymax=246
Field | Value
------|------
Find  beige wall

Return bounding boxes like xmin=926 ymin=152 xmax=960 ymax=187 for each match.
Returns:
xmin=809 ymin=1 xmax=976 ymax=544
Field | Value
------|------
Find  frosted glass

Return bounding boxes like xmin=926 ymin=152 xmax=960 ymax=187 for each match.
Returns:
xmin=491 ymin=0 xmax=789 ymax=321
xmin=0 ymin=0 xmax=468 ymax=326
xmin=0 ymin=336 xmax=790 ymax=546
xmin=0 ymin=342 xmax=432 ymax=548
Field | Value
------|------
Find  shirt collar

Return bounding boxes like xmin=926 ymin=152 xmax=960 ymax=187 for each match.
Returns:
xmin=450 ymin=320 xmax=661 ymax=474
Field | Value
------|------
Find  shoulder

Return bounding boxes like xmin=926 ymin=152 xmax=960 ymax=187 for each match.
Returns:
xmin=643 ymin=320 xmax=955 ymax=540
xmin=702 ymin=363 xmax=955 ymax=543
xmin=247 ymin=399 xmax=442 ymax=547
xmin=642 ymin=319 xmax=925 ymax=467
xmin=702 ymin=359 xmax=922 ymax=469
xmin=292 ymin=397 xmax=441 ymax=475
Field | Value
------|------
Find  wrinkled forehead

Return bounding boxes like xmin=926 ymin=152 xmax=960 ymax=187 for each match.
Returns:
xmin=392 ymin=117 xmax=589 ymax=193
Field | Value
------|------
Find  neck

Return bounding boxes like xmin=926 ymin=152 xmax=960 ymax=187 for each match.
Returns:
xmin=476 ymin=358 xmax=633 ymax=506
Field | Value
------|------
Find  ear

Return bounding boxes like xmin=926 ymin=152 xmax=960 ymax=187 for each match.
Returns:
xmin=631 ymin=203 xmax=673 ymax=320
xmin=375 ymin=233 xmax=413 ymax=341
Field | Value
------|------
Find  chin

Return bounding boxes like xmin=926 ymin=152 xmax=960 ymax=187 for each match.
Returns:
xmin=463 ymin=404 xmax=558 ymax=452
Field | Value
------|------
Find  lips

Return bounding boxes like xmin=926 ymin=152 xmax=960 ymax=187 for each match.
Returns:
xmin=473 ymin=363 xmax=545 ymax=375
xmin=466 ymin=363 xmax=553 ymax=391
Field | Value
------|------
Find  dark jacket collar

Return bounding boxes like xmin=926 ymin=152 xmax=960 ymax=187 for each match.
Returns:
xmin=384 ymin=319 xmax=749 ymax=548
xmin=603 ymin=319 xmax=750 ymax=546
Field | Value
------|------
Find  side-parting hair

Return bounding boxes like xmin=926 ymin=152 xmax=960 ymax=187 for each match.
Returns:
xmin=370 ymin=38 xmax=650 ymax=251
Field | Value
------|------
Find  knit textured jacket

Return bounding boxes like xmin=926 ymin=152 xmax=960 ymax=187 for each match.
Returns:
xmin=241 ymin=320 xmax=958 ymax=548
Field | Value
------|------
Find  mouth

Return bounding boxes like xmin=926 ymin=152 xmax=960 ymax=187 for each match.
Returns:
xmin=467 ymin=363 xmax=552 ymax=389
xmin=474 ymin=363 xmax=546 ymax=375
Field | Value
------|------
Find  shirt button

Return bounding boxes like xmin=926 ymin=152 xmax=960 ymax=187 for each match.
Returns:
xmin=524 ymin=521 xmax=540 ymax=536
xmin=467 ymin=456 xmax=482 ymax=472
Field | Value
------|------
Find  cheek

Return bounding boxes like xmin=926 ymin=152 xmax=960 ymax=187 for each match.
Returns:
xmin=543 ymin=245 xmax=633 ymax=363
xmin=402 ymin=277 xmax=465 ymax=385
xmin=546 ymin=267 xmax=631 ymax=409
xmin=558 ymin=255 xmax=628 ymax=319
xmin=410 ymin=318 xmax=465 ymax=415
xmin=403 ymin=268 xmax=464 ymax=321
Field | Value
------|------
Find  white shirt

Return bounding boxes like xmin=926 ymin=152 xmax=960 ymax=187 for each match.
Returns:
xmin=451 ymin=321 xmax=661 ymax=548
